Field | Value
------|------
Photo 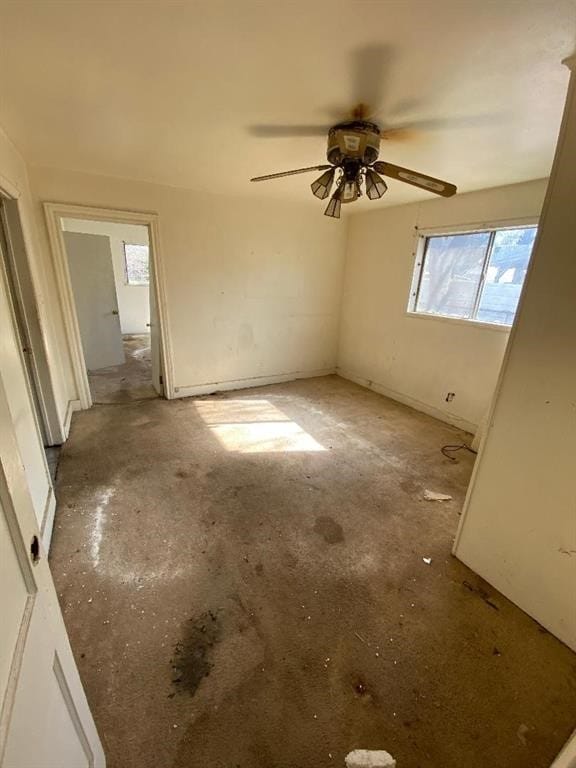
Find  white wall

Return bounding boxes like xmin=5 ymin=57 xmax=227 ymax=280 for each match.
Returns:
xmin=30 ymin=166 xmax=347 ymax=397
xmin=454 ymin=62 xmax=576 ymax=651
xmin=338 ymin=179 xmax=548 ymax=432
xmin=62 ymin=219 xmax=149 ymax=335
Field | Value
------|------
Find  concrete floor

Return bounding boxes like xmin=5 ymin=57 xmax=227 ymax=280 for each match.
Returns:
xmin=88 ymin=334 xmax=157 ymax=403
xmin=49 ymin=376 xmax=576 ymax=768
xmin=45 ymin=445 xmax=61 ymax=482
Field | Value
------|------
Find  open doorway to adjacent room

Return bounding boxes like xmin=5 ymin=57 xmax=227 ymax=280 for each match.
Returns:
xmin=61 ymin=218 xmax=156 ymax=403
xmin=44 ymin=204 xmax=172 ymax=408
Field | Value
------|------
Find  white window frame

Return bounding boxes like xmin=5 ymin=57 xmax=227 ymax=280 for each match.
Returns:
xmin=122 ymin=241 xmax=150 ymax=286
xmin=406 ymin=216 xmax=539 ymax=331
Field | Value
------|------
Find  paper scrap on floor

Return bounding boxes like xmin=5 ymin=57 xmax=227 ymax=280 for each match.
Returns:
xmin=423 ymin=489 xmax=452 ymax=501
xmin=345 ymin=749 xmax=396 ymax=768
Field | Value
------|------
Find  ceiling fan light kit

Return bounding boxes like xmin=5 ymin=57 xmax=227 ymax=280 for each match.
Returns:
xmin=250 ymin=117 xmax=457 ymax=219
xmin=324 ymin=189 xmax=342 ymax=219
xmin=310 ymin=168 xmax=336 ymax=200
xmin=365 ymin=167 xmax=388 ymax=200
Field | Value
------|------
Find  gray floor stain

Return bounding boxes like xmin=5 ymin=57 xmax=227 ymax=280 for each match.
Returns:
xmin=170 ymin=611 xmax=221 ymax=696
xmin=313 ymin=515 xmax=344 ymax=544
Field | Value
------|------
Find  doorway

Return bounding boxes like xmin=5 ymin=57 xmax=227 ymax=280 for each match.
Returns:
xmin=61 ymin=218 xmax=157 ymax=404
xmin=0 ymin=195 xmax=65 ymax=494
xmin=44 ymin=203 xmax=173 ymax=409
xmin=0 ymin=201 xmax=50 ymax=433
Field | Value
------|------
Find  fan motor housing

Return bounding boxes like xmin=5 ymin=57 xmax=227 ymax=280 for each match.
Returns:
xmin=327 ymin=120 xmax=381 ymax=165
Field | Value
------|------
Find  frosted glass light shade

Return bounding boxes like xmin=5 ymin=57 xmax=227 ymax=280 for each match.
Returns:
xmin=365 ymin=168 xmax=388 ymax=200
xmin=324 ymin=191 xmax=341 ymax=218
xmin=311 ymin=168 xmax=336 ymax=199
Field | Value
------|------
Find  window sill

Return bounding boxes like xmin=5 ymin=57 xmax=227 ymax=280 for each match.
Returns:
xmin=405 ymin=311 xmax=512 ymax=333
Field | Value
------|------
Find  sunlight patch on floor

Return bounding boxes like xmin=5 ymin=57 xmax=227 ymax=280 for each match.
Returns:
xmin=194 ymin=398 xmax=325 ymax=453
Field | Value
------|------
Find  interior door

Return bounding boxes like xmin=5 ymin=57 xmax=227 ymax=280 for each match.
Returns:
xmin=0 ymin=326 xmax=105 ymax=768
xmin=148 ymin=243 xmax=162 ymax=395
xmin=0 ymin=209 xmax=54 ymax=550
xmin=0 ymin=206 xmax=47 ymax=445
xmin=64 ymin=232 xmax=124 ymax=371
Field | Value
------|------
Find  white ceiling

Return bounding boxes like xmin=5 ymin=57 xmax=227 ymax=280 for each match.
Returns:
xmin=0 ymin=0 xmax=574 ymax=209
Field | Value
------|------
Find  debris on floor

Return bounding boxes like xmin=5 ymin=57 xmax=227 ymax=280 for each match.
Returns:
xmin=345 ymin=749 xmax=396 ymax=768
xmin=517 ymin=723 xmax=530 ymax=746
xmin=423 ymin=489 xmax=452 ymax=501
xmin=462 ymin=580 xmax=500 ymax=611
xmin=422 ymin=557 xmax=432 ymax=565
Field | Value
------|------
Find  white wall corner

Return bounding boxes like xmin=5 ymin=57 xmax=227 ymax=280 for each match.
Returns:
xmin=337 ymin=368 xmax=478 ymax=435
xmin=63 ymin=398 xmax=82 ymax=439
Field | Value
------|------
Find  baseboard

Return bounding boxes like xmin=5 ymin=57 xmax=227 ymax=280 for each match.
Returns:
xmin=173 ymin=367 xmax=336 ymax=399
xmin=63 ymin=398 xmax=82 ymax=439
xmin=337 ymin=369 xmax=477 ymax=434
xmin=40 ymin=486 xmax=56 ymax=554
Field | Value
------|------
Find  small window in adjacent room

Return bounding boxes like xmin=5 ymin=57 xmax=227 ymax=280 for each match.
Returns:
xmin=409 ymin=225 xmax=538 ymax=326
xmin=123 ymin=243 xmax=150 ymax=285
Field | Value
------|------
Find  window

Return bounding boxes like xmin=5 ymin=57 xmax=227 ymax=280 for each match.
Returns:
xmin=409 ymin=225 xmax=537 ymax=326
xmin=123 ymin=243 xmax=149 ymax=285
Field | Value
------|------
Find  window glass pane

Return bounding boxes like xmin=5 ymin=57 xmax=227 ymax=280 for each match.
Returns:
xmin=416 ymin=232 xmax=491 ymax=319
xmin=124 ymin=244 xmax=149 ymax=285
xmin=475 ymin=227 xmax=537 ymax=325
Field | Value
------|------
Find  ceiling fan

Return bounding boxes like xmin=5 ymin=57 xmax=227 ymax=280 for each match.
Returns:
xmin=250 ymin=110 xmax=457 ymax=218
xmin=249 ymin=45 xmax=457 ymax=218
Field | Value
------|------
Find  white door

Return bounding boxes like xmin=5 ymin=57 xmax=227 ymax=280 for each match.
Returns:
xmin=0 ymin=334 xmax=105 ymax=767
xmin=0 ymin=208 xmax=47 ymax=446
xmin=148 ymin=246 xmax=162 ymax=395
xmin=64 ymin=232 xmax=124 ymax=371
xmin=0 ymin=210 xmax=55 ymax=550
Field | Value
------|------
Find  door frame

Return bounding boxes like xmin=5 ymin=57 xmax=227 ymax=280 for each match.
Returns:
xmin=43 ymin=202 xmax=174 ymax=408
xmin=0 ymin=177 xmax=63 ymax=445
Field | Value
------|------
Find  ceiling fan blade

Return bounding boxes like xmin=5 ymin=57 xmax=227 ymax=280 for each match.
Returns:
xmin=350 ymin=43 xmax=392 ymax=120
xmin=250 ymin=165 xmax=332 ymax=182
xmin=373 ymin=161 xmax=457 ymax=197
xmin=248 ymin=125 xmax=330 ymax=138
xmin=404 ymin=114 xmax=503 ymax=131
xmin=379 ymin=126 xmax=415 ymax=142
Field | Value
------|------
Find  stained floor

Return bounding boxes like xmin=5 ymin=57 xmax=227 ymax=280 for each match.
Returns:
xmin=49 ymin=376 xmax=576 ymax=768
xmin=88 ymin=333 xmax=157 ymax=403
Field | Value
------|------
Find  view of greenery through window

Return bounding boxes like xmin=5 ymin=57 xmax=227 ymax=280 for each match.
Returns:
xmin=123 ymin=243 xmax=150 ymax=285
xmin=413 ymin=226 xmax=537 ymax=326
